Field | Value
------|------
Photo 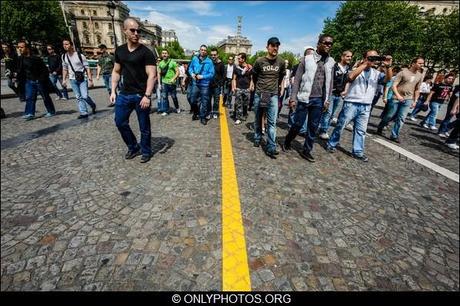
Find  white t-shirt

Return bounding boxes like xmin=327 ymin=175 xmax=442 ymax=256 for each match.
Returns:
xmin=62 ymin=51 xmax=89 ymax=80
xmin=226 ymin=64 xmax=234 ymax=79
xmin=179 ymin=65 xmax=186 ymax=77
xmin=420 ymin=82 xmax=431 ymax=94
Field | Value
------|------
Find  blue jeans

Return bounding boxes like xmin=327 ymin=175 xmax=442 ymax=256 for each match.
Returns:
xmin=253 ymin=93 xmax=279 ymax=153
xmin=49 ymin=74 xmax=69 ymax=99
xmin=102 ymin=74 xmax=112 ymax=94
xmin=24 ymin=79 xmax=56 ymax=116
xmin=422 ymin=102 xmax=441 ymax=127
xmin=319 ymin=95 xmax=342 ymax=134
xmin=69 ymin=79 xmax=96 ymax=115
xmin=327 ymin=101 xmax=371 ymax=157
xmin=223 ymin=78 xmax=233 ymax=106
xmin=114 ymin=93 xmax=151 ymax=156
xmin=286 ymin=98 xmax=323 ymax=153
xmin=209 ymin=85 xmax=222 ymax=115
xmin=378 ymin=99 xmax=412 ymax=138
xmin=159 ymin=83 xmax=179 ymax=113
xmin=410 ymin=94 xmax=427 ymax=117
xmin=191 ymin=84 xmax=210 ymax=119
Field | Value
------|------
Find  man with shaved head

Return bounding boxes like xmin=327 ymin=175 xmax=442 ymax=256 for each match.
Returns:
xmin=326 ymin=50 xmax=393 ymax=162
xmin=110 ymin=17 xmax=157 ymax=163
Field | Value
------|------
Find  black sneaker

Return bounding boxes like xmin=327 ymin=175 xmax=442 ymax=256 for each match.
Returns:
xmin=376 ymin=129 xmax=384 ymax=136
xmin=253 ymin=141 xmax=260 ymax=148
xmin=352 ymin=154 xmax=369 ymax=162
xmin=77 ymin=114 xmax=89 ymax=119
xmin=326 ymin=146 xmax=336 ymax=153
xmin=140 ymin=154 xmax=152 ymax=163
xmin=273 ymin=149 xmax=280 ymax=155
xmin=281 ymin=143 xmax=292 ymax=152
xmin=299 ymin=150 xmax=315 ymax=162
xmin=390 ymin=137 xmax=400 ymax=143
xmin=200 ymin=119 xmax=207 ymax=125
xmin=264 ymin=149 xmax=277 ymax=159
xmin=192 ymin=114 xmax=199 ymax=120
xmin=91 ymin=105 xmax=97 ymax=114
xmin=125 ymin=149 xmax=141 ymax=160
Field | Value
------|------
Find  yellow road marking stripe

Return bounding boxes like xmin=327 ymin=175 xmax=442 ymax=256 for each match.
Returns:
xmin=219 ymin=95 xmax=251 ymax=291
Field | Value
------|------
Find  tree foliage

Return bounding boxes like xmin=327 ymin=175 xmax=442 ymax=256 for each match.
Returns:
xmin=0 ymin=0 xmax=67 ymax=45
xmin=157 ymin=40 xmax=185 ymax=59
xmin=322 ymin=1 xmax=459 ymax=70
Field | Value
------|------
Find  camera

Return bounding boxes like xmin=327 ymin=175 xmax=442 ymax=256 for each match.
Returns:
xmin=367 ymin=55 xmax=386 ymax=62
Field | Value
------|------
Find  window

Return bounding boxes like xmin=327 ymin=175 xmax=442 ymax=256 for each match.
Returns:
xmin=84 ymin=34 xmax=90 ymax=44
xmin=95 ymin=22 xmax=99 ymax=30
xmin=80 ymin=9 xmax=85 ymax=15
xmin=93 ymin=10 xmax=97 ymax=16
xmin=83 ymin=21 xmax=88 ymax=29
xmin=108 ymin=23 xmax=112 ymax=30
xmin=97 ymin=35 xmax=102 ymax=44
xmin=110 ymin=36 xmax=114 ymax=45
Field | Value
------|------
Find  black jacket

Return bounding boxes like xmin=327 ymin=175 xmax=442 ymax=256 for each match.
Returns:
xmin=47 ymin=54 xmax=63 ymax=75
xmin=211 ymin=60 xmax=225 ymax=88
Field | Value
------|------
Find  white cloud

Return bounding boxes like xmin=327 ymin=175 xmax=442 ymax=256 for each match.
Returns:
xmin=279 ymin=34 xmax=319 ymax=54
xmin=134 ymin=1 xmax=220 ymax=16
xmin=146 ymin=11 xmax=233 ymax=50
xmin=244 ymin=1 xmax=267 ymax=6
xmin=258 ymin=26 xmax=274 ymax=32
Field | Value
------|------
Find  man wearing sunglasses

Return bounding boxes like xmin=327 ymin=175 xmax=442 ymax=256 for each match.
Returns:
xmin=281 ymin=34 xmax=335 ymax=163
xmin=110 ymin=18 xmax=157 ymax=163
xmin=326 ymin=50 xmax=393 ymax=162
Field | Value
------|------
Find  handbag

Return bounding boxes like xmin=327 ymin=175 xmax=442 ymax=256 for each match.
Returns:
xmin=259 ymin=92 xmax=272 ymax=108
xmin=65 ymin=53 xmax=86 ymax=82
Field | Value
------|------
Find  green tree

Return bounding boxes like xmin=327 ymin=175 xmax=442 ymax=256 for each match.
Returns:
xmin=157 ymin=40 xmax=186 ymax=59
xmin=248 ymin=50 xmax=268 ymax=65
xmin=278 ymin=51 xmax=299 ymax=68
xmin=0 ymin=0 xmax=67 ymax=45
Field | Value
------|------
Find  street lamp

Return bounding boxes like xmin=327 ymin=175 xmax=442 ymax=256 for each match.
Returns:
xmin=106 ymin=0 xmax=118 ymax=47
xmin=355 ymin=13 xmax=365 ymax=28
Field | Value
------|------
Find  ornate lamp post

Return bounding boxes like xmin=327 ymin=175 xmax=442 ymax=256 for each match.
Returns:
xmin=106 ymin=0 xmax=118 ymax=47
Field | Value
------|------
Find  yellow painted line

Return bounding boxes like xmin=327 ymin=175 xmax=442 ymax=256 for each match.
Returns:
xmin=219 ymin=95 xmax=251 ymax=291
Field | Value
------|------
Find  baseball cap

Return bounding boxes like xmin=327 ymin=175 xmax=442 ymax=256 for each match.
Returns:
xmin=267 ymin=37 xmax=280 ymax=46
xmin=305 ymin=45 xmax=315 ymax=51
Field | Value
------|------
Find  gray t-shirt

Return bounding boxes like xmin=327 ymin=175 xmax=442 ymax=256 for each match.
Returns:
xmin=309 ymin=55 xmax=327 ymax=98
xmin=253 ymin=56 xmax=286 ymax=94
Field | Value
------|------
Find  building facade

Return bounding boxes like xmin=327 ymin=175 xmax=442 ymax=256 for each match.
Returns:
xmin=216 ymin=16 xmax=252 ymax=55
xmin=62 ymin=1 xmax=162 ymax=57
xmin=410 ymin=1 xmax=459 ymax=15
xmin=161 ymin=30 xmax=178 ymax=47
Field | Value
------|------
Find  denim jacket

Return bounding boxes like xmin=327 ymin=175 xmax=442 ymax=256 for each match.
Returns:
xmin=188 ymin=55 xmax=215 ymax=87
xmin=292 ymin=51 xmax=335 ymax=104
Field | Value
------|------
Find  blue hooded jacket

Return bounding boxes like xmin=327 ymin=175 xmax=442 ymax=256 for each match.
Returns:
xmin=188 ymin=55 xmax=215 ymax=87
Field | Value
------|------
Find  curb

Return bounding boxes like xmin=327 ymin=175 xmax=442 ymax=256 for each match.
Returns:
xmin=0 ymin=85 xmax=105 ymax=99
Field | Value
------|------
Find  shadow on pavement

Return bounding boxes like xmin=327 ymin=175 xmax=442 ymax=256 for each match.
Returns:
xmin=151 ymin=136 xmax=175 ymax=155
xmin=419 ymin=141 xmax=460 ymax=157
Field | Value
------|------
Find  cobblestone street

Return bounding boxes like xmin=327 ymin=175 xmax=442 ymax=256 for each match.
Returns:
xmin=1 ymin=88 xmax=458 ymax=291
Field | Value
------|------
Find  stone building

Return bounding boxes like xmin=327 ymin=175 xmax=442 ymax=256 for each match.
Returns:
xmin=409 ymin=1 xmax=459 ymax=15
xmin=161 ymin=30 xmax=178 ymax=47
xmin=62 ymin=1 xmax=161 ymax=57
xmin=217 ymin=16 xmax=252 ymax=55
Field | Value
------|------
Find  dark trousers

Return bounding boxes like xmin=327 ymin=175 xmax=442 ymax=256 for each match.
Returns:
xmin=284 ymin=97 xmax=323 ymax=153
xmin=446 ymin=118 xmax=459 ymax=144
xmin=24 ymin=79 xmax=56 ymax=116
xmin=114 ymin=93 xmax=151 ymax=156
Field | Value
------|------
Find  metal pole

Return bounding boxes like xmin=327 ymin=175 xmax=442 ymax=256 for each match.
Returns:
xmin=60 ymin=1 xmax=75 ymax=46
xmin=112 ymin=15 xmax=118 ymax=47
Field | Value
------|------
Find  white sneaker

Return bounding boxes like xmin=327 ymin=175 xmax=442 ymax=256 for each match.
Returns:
xmin=438 ymin=133 xmax=448 ymax=138
xmin=331 ymin=118 xmax=338 ymax=124
xmin=345 ymin=124 xmax=353 ymax=130
xmin=62 ymin=97 xmax=68 ymax=100
xmin=161 ymin=112 xmax=168 ymax=116
xmin=213 ymin=114 xmax=218 ymax=119
xmin=446 ymin=143 xmax=459 ymax=150
xmin=408 ymin=116 xmax=417 ymax=122
xmin=422 ymin=124 xmax=429 ymax=129
xmin=430 ymin=126 xmax=437 ymax=130
xmin=445 ymin=132 xmax=450 ymax=137
xmin=383 ymin=125 xmax=388 ymax=130
xmin=235 ymin=119 xmax=241 ymax=125
xmin=262 ymin=128 xmax=266 ymax=135
xmin=176 ymin=108 xmax=181 ymax=114
xmin=205 ymin=114 xmax=211 ymax=120
xmin=55 ymin=97 xmax=62 ymax=101
xmin=319 ymin=133 xmax=330 ymax=140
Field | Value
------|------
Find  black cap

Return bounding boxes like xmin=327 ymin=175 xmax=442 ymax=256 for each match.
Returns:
xmin=267 ymin=37 xmax=280 ymax=46
xmin=98 ymin=44 xmax=107 ymax=49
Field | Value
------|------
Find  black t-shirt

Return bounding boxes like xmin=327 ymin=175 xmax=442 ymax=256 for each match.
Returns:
xmin=115 ymin=44 xmax=156 ymax=94
xmin=233 ymin=65 xmax=253 ymax=90
xmin=431 ymin=83 xmax=453 ymax=104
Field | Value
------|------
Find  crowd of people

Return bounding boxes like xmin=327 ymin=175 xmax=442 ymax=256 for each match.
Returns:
xmin=1 ymin=16 xmax=459 ymax=163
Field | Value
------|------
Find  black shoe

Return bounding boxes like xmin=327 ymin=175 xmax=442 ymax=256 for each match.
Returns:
xmin=140 ymin=154 xmax=152 ymax=163
xmin=390 ymin=137 xmax=400 ymax=143
xmin=273 ymin=149 xmax=280 ymax=155
xmin=253 ymin=141 xmax=260 ymax=147
xmin=264 ymin=149 xmax=277 ymax=159
xmin=326 ymin=146 xmax=336 ymax=153
xmin=376 ymin=129 xmax=384 ymax=136
xmin=125 ymin=149 xmax=141 ymax=160
xmin=77 ymin=114 xmax=89 ymax=119
xmin=192 ymin=114 xmax=199 ymax=120
xmin=91 ymin=105 xmax=97 ymax=114
xmin=299 ymin=150 xmax=315 ymax=162
xmin=200 ymin=119 xmax=207 ymax=125
xmin=281 ymin=142 xmax=292 ymax=152
xmin=352 ymin=154 xmax=369 ymax=162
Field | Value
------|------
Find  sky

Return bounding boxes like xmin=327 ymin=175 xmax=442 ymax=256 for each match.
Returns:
xmin=127 ymin=1 xmax=343 ymax=55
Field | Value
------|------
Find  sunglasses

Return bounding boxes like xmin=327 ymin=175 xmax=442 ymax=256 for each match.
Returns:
xmin=321 ymin=41 xmax=333 ymax=46
xmin=129 ymin=28 xmax=141 ymax=34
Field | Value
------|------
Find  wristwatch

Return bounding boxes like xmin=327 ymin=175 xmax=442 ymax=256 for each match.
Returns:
xmin=144 ymin=93 xmax=152 ymax=99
